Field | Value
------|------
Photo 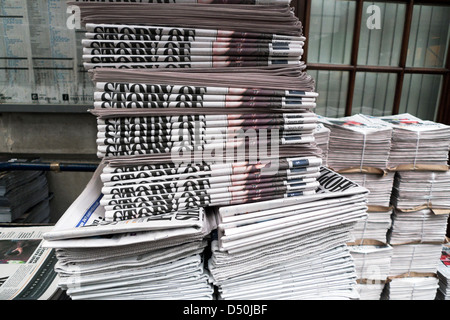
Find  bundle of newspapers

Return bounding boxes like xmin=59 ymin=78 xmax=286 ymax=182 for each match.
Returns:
xmin=348 ymin=240 xmax=393 ymax=300
xmin=319 ymin=114 xmax=392 ymax=171
xmin=338 ymin=171 xmax=394 ymax=208
xmin=0 ymin=170 xmax=50 ymax=223
xmin=43 ymin=163 xmax=215 ymax=300
xmin=436 ymin=243 xmax=450 ymax=300
xmin=374 ymin=113 xmax=450 ymax=170
xmin=350 ymin=207 xmax=392 ymax=243
xmin=208 ymin=167 xmax=369 ymax=299
xmin=90 ymin=66 xmax=321 ymax=220
xmin=388 ymin=243 xmax=443 ymax=277
xmin=391 ymin=170 xmax=450 ymax=210
xmin=381 ymin=274 xmax=439 ymax=300
xmin=388 ymin=208 xmax=449 ymax=245
xmin=74 ymin=2 xmax=305 ymax=71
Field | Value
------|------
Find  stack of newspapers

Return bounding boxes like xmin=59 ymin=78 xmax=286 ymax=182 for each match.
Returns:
xmin=341 ymin=171 xmax=394 ymax=208
xmin=208 ymin=167 xmax=369 ymax=299
xmin=91 ymin=69 xmax=320 ymax=163
xmin=348 ymin=240 xmax=393 ymax=300
xmin=44 ymin=0 xmax=354 ymax=300
xmin=437 ymin=243 xmax=450 ymax=300
xmin=375 ymin=113 xmax=450 ymax=170
xmin=388 ymin=243 xmax=444 ymax=277
xmin=387 ymin=169 xmax=449 ymax=294
xmin=320 ymin=114 xmax=393 ymax=171
xmin=350 ymin=206 xmax=392 ymax=243
xmin=391 ymin=170 xmax=450 ymax=210
xmin=76 ymin=2 xmax=305 ymax=71
xmin=0 ymin=170 xmax=50 ymax=223
xmin=381 ymin=274 xmax=439 ymax=300
xmin=388 ymin=208 xmax=449 ymax=245
xmin=319 ymin=114 xmax=395 ymax=299
xmin=43 ymin=163 xmax=215 ymax=300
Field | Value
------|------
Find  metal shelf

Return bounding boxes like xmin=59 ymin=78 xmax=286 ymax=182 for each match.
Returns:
xmin=0 ymin=104 xmax=93 ymax=113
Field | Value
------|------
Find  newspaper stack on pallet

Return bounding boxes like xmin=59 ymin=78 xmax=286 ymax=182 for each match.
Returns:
xmin=347 ymin=240 xmax=393 ymax=300
xmin=43 ymin=163 xmax=215 ymax=300
xmin=208 ymin=167 xmax=369 ymax=299
xmin=436 ymin=243 xmax=450 ymax=300
xmin=0 ymin=170 xmax=50 ymax=223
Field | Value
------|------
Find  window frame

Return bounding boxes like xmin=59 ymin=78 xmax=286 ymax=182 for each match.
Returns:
xmin=293 ymin=0 xmax=450 ymax=124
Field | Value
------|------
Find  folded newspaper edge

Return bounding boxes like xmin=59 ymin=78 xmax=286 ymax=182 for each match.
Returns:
xmin=42 ymin=160 xmax=215 ymax=243
xmin=217 ymin=166 xmax=369 ymax=217
xmin=42 ymin=165 xmax=367 ymax=244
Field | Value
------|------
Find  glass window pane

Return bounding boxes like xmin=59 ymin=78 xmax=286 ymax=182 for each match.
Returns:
xmin=352 ymin=72 xmax=397 ymax=116
xmin=399 ymin=74 xmax=443 ymax=121
xmin=309 ymin=70 xmax=349 ymax=117
xmin=358 ymin=2 xmax=406 ymax=66
xmin=406 ymin=5 xmax=450 ymax=68
xmin=308 ymin=0 xmax=356 ymax=65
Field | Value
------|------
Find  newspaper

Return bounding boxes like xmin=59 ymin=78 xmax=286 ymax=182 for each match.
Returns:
xmin=212 ymin=243 xmax=359 ymax=300
xmin=437 ymin=243 xmax=450 ymax=300
xmin=93 ymin=92 xmax=316 ymax=108
xmin=388 ymin=208 xmax=449 ymax=245
xmin=53 ymin=239 xmax=213 ymax=300
xmin=83 ymin=60 xmax=302 ymax=70
xmin=95 ymin=81 xmax=317 ymax=97
xmin=42 ymin=161 xmax=215 ymax=244
xmin=217 ymin=166 xmax=368 ymax=218
xmin=99 ymin=157 xmax=322 ymax=221
xmin=82 ymin=41 xmax=303 ymax=56
xmin=0 ymin=226 xmax=60 ymax=300
xmin=89 ymin=68 xmax=317 ymax=91
xmin=72 ymin=6 xmax=303 ymax=36
xmin=0 ymin=0 xmax=93 ymax=106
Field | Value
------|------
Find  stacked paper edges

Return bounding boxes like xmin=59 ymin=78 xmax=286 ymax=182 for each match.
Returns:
xmin=43 ymin=165 xmax=369 ymax=300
